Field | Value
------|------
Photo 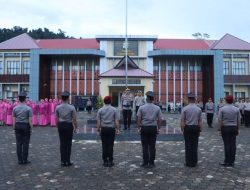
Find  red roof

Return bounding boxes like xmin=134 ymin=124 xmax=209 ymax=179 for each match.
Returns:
xmin=154 ymin=39 xmax=210 ymax=50
xmin=0 ymin=33 xmax=39 ymax=50
xmin=36 ymin=39 xmax=99 ymax=49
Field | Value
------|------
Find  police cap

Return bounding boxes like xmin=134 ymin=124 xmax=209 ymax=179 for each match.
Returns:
xmin=146 ymin=91 xmax=154 ymax=98
xmin=187 ymin=93 xmax=195 ymax=99
xmin=61 ymin=91 xmax=70 ymax=97
xmin=18 ymin=92 xmax=27 ymax=97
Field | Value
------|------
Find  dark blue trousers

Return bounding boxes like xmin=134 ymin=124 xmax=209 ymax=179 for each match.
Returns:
xmin=15 ymin=123 xmax=31 ymax=163
xmin=184 ymin=125 xmax=199 ymax=167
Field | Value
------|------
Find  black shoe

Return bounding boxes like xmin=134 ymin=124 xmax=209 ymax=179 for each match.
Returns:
xmin=185 ymin=163 xmax=196 ymax=167
xmin=123 ymin=128 xmax=127 ymax=130
xmin=228 ymin=163 xmax=234 ymax=167
xmin=61 ymin=162 xmax=67 ymax=167
xmin=140 ymin=163 xmax=148 ymax=168
xmin=103 ymin=161 xmax=108 ymax=167
xmin=23 ymin=160 xmax=31 ymax=165
xmin=148 ymin=163 xmax=155 ymax=168
xmin=219 ymin=162 xmax=229 ymax=166
xmin=18 ymin=161 xmax=23 ymax=165
xmin=66 ymin=162 xmax=74 ymax=166
xmin=108 ymin=161 xmax=114 ymax=167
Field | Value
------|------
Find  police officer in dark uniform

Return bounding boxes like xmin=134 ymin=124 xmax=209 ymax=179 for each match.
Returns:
xmin=97 ymin=96 xmax=120 ymax=167
xmin=12 ymin=92 xmax=33 ymax=165
xmin=180 ymin=93 xmax=202 ymax=167
xmin=218 ymin=95 xmax=240 ymax=167
xmin=55 ymin=91 xmax=78 ymax=167
xmin=137 ymin=91 xmax=162 ymax=168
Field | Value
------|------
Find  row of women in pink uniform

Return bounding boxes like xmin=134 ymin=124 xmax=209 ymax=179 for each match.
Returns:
xmin=0 ymin=98 xmax=62 ymax=127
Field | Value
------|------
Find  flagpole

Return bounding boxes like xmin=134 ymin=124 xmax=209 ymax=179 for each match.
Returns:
xmin=125 ymin=0 xmax=128 ymax=88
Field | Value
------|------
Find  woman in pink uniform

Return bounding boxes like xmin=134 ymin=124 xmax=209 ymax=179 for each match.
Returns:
xmin=0 ymin=100 xmax=4 ymax=125
xmin=50 ymin=99 xmax=56 ymax=127
xmin=45 ymin=98 xmax=50 ymax=125
xmin=31 ymin=101 xmax=39 ymax=126
xmin=6 ymin=101 xmax=14 ymax=126
xmin=39 ymin=99 xmax=47 ymax=126
xmin=3 ymin=99 xmax=8 ymax=125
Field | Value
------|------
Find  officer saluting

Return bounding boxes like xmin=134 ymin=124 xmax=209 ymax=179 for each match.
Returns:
xmin=55 ymin=91 xmax=78 ymax=167
xmin=180 ymin=93 xmax=202 ymax=167
xmin=97 ymin=96 xmax=120 ymax=167
xmin=121 ymin=88 xmax=133 ymax=130
xmin=12 ymin=92 xmax=33 ymax=165
xmin=137 ymin=91 xmax=162 ymax=168
xmin=218 ymin=95 xmax=240 ymax=167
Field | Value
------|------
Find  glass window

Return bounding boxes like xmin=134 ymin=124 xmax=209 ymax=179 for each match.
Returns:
xmin=235 ymin=92 xmax=245 ymax=99
xmin=7 ymin=61 xmax=21 ymax=75
xmin=23 ymin=61 xmax=30 ymax=74
xmin=0 ymin=61 xmax=3 ymax=74
xmin=167 ymin=64 xmax=173 ymax=71
xmin=223 ymin=61 xmax=230 ymax=75
xmin=232 ymin=61 xmax=245 ymax=75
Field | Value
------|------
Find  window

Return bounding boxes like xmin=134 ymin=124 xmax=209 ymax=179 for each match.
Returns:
xmin=223 ymin=61 xmax=230 ymax=75
xmin=232 ymin=61 xmax=245 ymax=75
xmin=153 ymin=65 xmax=158 ymax=71
xmin=7 ymin=61 xmax=21 ymax=74
xmin=235 ymin=92 xmax=245 ymax=99
xmin=224 ymin=92 xmax=230 ymax=97
xmin=0 ymin=61 xmax=3 ymax=74
xmin=23 ymin=61 xmax=30 ymax=74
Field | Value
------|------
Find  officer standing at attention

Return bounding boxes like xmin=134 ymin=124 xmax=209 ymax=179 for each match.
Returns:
xmin=243 ymin=98 xmax=250 ymax=127
xmin=218 ymin=95 xmax=240 ymax=167
xmin=97 ymin=96 xmax=120 ymax=167
xmin=55 ymin=91 xmax=78 ymax=167
xmin=137 ymin=91 xmax=162 ymax=168
xmin=205 ymin=98 xmax=215 ymax=128
xmin=121 ymin=88 xmax=133 ymax=130
xmin=12 ymin=92 xmax=33 ymax=165
xmin=180 ymin=93 xmax=202 ymax=167
xmin=134 ymin=90 xmax=145 ymax=114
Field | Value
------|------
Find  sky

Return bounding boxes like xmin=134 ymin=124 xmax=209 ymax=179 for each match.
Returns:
xmin=0 ymin=0 xmax=250 ymax=41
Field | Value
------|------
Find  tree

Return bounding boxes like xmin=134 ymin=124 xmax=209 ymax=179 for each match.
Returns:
xmin=0 ymin=26 xmax=76 ymax=42
xmin=192 ymin=32 xmax=210 ymax=39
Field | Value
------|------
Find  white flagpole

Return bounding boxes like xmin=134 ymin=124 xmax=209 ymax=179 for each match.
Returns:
xmin=125 ymin=0 xmax=128 ymax=88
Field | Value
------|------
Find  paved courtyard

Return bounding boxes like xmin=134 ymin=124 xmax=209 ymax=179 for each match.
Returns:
xmin=0 ymin=112 xmax=250 ymax=190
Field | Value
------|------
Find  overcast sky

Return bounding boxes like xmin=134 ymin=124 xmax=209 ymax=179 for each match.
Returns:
xmin=0 ymin=0 xmax=250 ymax=41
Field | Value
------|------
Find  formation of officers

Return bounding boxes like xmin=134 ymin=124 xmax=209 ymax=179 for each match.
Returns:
xmin=12 ymin=89 xmax=243 ymax=168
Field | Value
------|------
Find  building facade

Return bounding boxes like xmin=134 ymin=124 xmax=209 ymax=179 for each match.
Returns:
xmin=0 ymin=33 xmax=250 ymax=108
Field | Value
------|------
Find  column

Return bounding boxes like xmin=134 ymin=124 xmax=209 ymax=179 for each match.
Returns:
xmin=166 ymin=60 xmax=168 ymax=110
xmin=55 ymin=60 xmax=58 ymax=98
xmin=77 ymin=59 xmax=80 ymax=96
xmin=195 ymin=61 xmax=198 ymax=96
xmin=18 ymin=83 xmax=20 ymax=94
xmin=69 ymin=60 xmax=72 ymax=103
xmin=92 ymin=60 xmax=94 ymax=96
xmin=188 ymin=60 xmax=190 ymax=93
xmin=180 ymin=60 xmax=183 ymax=106
xmin=84 ymin=60 xmax=86 ymax=96
xmin=232 ymin=84 xmax=235 ymax=96
xmin=173 ymin=61 xmax=176 ymax=111
xmin=19 ymin=53 xmax=22 ymax=74
xmin=158 ymin=60 xmax=161 ymax=101
xmin=62 ymin=60 xmax=65 ymax=92
xmin=230 ymin=54 xmax=233 ymax=75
